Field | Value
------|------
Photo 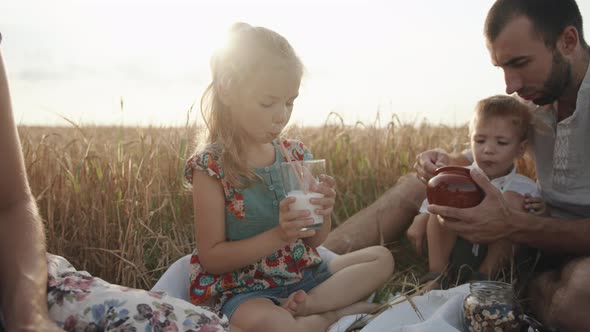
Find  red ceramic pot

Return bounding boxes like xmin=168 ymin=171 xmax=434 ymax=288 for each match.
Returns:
xmin=426 ymin=166 xmax=484 ymax=208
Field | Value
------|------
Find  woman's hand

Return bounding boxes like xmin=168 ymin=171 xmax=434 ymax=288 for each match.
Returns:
xmin=277 ymin=196 xmax=316 ymax=243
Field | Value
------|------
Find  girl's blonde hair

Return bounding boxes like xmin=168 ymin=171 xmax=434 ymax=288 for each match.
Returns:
xmin=469 ymin=95 xmax=532 ymax=141
xmin=199 ymin=23 xmax=304 ymax=188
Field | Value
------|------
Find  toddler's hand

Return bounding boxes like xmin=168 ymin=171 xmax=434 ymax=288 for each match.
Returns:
xmin=414 ymin=149 xmax=450 ymax=183
xmin=277 ymin=196 xmax=316 ymax=243
xmin=407 ymin=214 xmax=429 ymax=256
xmin=523 ymin=193 xmax=548 ymax=215
xmin=309 ymin=174 xmax=336 ymax=217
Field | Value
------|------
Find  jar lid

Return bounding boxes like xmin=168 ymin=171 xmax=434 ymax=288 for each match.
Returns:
xmin=433 ymin=165 xmax=471 ymax=176
xmin=470 ymin=280 xmax=515 ymax=300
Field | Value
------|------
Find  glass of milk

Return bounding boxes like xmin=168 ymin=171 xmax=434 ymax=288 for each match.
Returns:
xmin=280 ymin=159 xmax=326 ymax=231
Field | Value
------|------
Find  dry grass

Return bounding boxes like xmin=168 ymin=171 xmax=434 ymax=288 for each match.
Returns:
xmin=19 ymin=115 xmax=535 ymax=293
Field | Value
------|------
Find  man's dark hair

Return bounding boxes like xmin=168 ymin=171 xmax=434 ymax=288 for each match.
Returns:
xmin=485 ymin=0 xmax=588 ymax=49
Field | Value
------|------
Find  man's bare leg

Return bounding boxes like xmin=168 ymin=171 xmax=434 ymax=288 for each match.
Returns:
xmin=528 ymin=257 xmax=590 ymax=332
xmin=324 ymin=174 xmax=425 ymax=254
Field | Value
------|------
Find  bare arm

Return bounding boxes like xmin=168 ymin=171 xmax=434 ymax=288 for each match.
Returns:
xmin=509 ymin=209 xmax=590 ymax=254
xmin=192 ymin=171 xmax=313 ymax=275
xmin=0 ymin=47 xmax=62 ymax=330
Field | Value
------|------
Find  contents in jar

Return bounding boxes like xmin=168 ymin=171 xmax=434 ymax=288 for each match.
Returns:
xmin=464 ymin=298 xmax=520 ymax=331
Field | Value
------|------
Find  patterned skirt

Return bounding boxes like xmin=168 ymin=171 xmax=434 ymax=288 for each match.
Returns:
xmin=46 ymin=254 xmax=230 ymax=332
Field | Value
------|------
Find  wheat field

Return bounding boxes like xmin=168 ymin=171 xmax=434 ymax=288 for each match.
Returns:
xmin=19 ymin=114 xmax=534 ymax=292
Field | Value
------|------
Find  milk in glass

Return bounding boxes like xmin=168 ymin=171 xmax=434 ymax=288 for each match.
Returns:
xmin=287 ymin=190 xmax=324 ymax=229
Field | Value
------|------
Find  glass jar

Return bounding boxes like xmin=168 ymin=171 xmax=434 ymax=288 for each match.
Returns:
xmin=463 ymin=281 xmax=524 ymax=332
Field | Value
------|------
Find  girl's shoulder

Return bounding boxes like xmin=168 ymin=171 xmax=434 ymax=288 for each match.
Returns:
xmin=277 ymin=138 xmax=313 ymax=161
xmin=184 ymin=144 xmax=224 ymax=183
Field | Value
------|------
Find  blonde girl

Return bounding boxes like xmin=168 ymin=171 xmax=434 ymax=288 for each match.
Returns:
xmin=184 ymin=23 xmax=394 ymax=332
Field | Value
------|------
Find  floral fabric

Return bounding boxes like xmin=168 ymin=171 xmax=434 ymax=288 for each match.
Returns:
xmin=184 ymin=139 xmax=311 ymax=221
xmin=184 ymin=139 xmax=322 ymax=312
xmin=46 ymin=254 xmax=230 ymax=332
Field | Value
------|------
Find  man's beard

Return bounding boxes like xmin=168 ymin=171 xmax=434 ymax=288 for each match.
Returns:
xmin=533 ymin=50 xmax=572 ymax=105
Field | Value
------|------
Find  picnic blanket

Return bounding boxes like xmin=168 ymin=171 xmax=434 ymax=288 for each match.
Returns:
xmin=151 ymin=247 xmax=536 ymax=331
xmin=328 ymin=284 xmax=470 ymax=332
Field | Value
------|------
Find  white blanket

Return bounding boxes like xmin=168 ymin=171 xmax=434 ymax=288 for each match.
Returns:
xmin=152 ymin=248 xmax=535 ymax=332
xmin=329 ymin=285 xmax=538 ymax=332
xmin=327 ymin=285 xmax=470 ymax=332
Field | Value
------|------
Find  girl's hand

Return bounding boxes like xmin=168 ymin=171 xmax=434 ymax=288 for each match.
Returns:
xmin=523 ymin=193 xmax=548 ymax=215
xmin=277 ymin=196 xmax=316 ymax=243
xmin=309 ymin=174 xmax=336 ymax=217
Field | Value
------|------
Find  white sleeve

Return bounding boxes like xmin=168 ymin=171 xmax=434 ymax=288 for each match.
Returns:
xmin=418 ymin=198 xmax=429 ymax=214
xmin=504 ymin=175 xmax=540 ymax=197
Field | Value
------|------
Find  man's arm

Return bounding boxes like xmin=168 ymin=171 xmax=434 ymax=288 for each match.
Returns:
xmin=0 ymin=45 xmax=62 ymax=330
xmin=502 ymin=192 xmax=590 ymax=254
xmin=510 ymin=211 xmax=590 ymax=254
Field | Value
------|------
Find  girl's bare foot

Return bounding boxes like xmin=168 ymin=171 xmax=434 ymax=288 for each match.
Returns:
xmin=280 ymin=290 xmax=307 ymax=316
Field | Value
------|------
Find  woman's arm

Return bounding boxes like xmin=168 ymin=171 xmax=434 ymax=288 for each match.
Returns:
xmin=0 ymin=47 xmax=63 ymax=331
xmin=192 ymin=171 xmax=312 ymax=275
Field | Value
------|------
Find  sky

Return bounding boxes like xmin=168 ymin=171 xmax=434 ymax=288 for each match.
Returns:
xmin=2 ymin=0 xmax=590 ymax=127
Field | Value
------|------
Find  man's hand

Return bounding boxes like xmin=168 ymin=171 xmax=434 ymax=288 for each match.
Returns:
xmin=427 ymin=168 xmax=514 ymax=244
xmin=414 ymin=149 xmax=450 ymax=183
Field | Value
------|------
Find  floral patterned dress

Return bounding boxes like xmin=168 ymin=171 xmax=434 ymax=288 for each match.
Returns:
xmin=46 ymin=254 xmax=230 ymax=332
xmin=184 ymin=139 xmax=323 ymax=313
